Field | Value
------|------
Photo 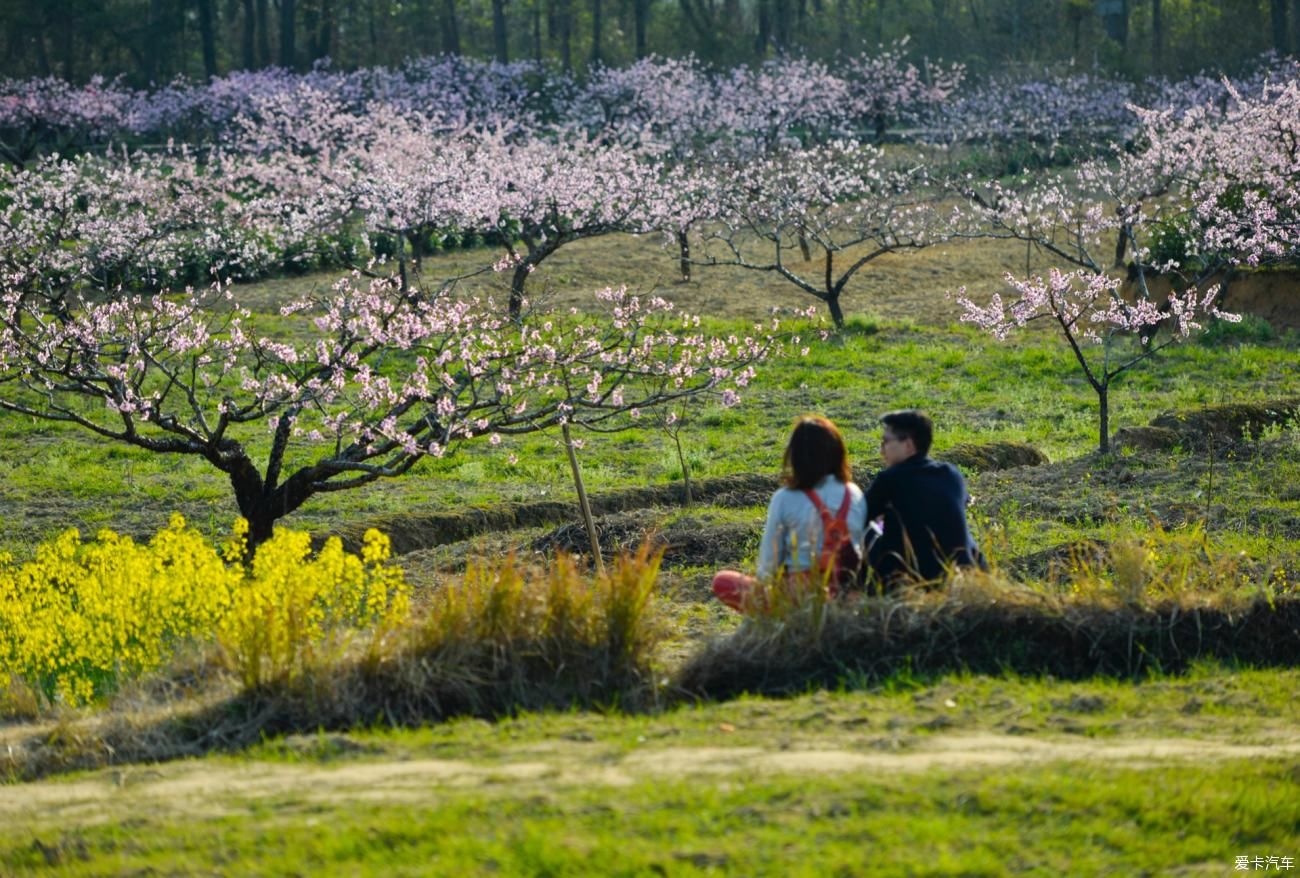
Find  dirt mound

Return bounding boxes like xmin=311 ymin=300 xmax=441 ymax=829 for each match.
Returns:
xmin=1112 ymin=398 xmax=1300 ymax=452
xmin=532 ymin=508 xmax=756 ymax=568
xmin=1150 ymin=398 xmax=1300 ymax=444
xmin=942 ymin=441 xmax=1048 ymax=471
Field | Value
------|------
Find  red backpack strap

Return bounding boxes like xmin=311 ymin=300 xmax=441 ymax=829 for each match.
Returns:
xmin=834 ymin=484 xmax=854 ymax=523
xmin=805 ymin=486 xmax=853 ymax=525
xmin=802 ymin=489 xmax=832 ymax=523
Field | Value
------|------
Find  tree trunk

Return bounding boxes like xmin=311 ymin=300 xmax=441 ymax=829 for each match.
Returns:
xmin=1272 ymin=0 xmax=1290 ymax=54
xmin=533 ymin=0 xmax=543 ymax=60
xmin=826 ymin=293 xmax=845 ymax=328
xmin=1294 ymin=0 xmax=1300 ymax=61
xmin=670 ymin=427 xmax=693 ymax=507
xmin=34 ymin=14 xmax=52 ymax=76
xmin=774 ymin=0 xmax=792 ymax=50
xmin=677 ymin=230 xmax=691 ymax=282
xmin=1151 ymin=0 xmax=1163 ymax=70
xmin=241 ymin=0 xmax=257 ymax=68
xmin=590 ymin=0 xmax=603 ymax=64
xmin=369 ymin=0 xmax=380 ymax=60
xmin=197 ymin=0 xmax=219 ymax=78
xmin=280 ymin=0 xmax=297 ymax=68
xmin=1097 ymin=383 xmax=1110 ymax=453
xmin=256 ymin=0 xmax=272 ymax=65
xmin=318 ymin=0 xmax=335 ymax=60
xmin=633 ymin=0 xmax=649 ymax=56
xmin=58 ymin=3 xmax=76 ymax=81
xmin=558 ymin=0 xmax=572 ymax=71
xmin=492 ymin=0 xmax=509 ymax=61
xmin=441 ymin=0 xmax=461 ymax=53
xmin=563 ymin=422 xmax=605 ymax=576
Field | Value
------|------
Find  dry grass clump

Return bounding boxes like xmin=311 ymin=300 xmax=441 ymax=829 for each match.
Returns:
xmin=676 ymin=540 xmax=1300 ymax=699
xmin=264 ymin=542 xmax=666 ymax=731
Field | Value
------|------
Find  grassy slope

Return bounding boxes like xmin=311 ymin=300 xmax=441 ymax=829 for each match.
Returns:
xmin=5 ymin=667 xmax=1298 ymax=875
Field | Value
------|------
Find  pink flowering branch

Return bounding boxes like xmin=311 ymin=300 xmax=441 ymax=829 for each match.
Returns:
xmin=0 ymin=275 xmax=780 ymax=549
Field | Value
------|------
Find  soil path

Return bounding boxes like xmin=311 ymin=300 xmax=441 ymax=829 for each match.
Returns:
xmin=6 ymin=732 xmax=1299 ymax=827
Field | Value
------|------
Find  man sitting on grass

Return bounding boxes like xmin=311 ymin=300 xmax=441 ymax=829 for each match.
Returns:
xmin=865 ymin=409 xmax=985 ymax=587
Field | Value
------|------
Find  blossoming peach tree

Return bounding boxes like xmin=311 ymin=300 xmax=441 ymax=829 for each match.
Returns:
xmin=957 ymin=268 xmax=1235 ymax=453
xmin=0 ymin=275 xmax=779 ymax=551
xmin=952 ymin=77 xmax=1299 ymax=453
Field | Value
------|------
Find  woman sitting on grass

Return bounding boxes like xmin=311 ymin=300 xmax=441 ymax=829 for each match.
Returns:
xmin=713 ymin=416 xmax=867 ymax=611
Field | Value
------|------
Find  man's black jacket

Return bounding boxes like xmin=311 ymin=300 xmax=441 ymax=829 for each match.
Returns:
xmin=864 ymin=454 xmax=983 ymax=583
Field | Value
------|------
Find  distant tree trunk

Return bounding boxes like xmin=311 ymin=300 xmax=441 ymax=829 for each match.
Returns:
xmin=875 ymin=0 xmax=885 ymax=45
xmin=1272 ymin=0 xmax=1290 ymax=53
xmin=558 ymin=0 xmax=573 ymax=71
xmin=1100 ymin=0 xmax=1129 ymax=48
xmin=369 ymin=0 xmax=379 ymax=60
xmin=633 ymin=0 xmax=649 ymax=56
xmin=591 ymin=0 xmax=603 ymax=63
xmin=280 ymin=0 xmax=297 ymax=68
xmin=441 ymin=0 xmax=461 ymax=53
xmin=318 ymin=0 xmax=335 ymax=60
xmin=773 ymin=0 xmax=792 ymax=49
xmin=34 ymin=13 xmax=52 ymax=76
xmin=241 ymin=0 xmax=257 ymax=68
xmin=1151 ymin=0 xmax=1163 ymax=69
xmin=305 ymin=0 xmax=319 ymax=57
xmin=58 ymin=6 xmax=75 ymax=80
xmin=1293 ymin=0 xmax=1300 ymax=56
xmin=197 ymin=0 xmax=219 ymax=77
xmin=493 ymin=0 xmax=510 ymax=61
xmin=256 ymin=0 xmax=272 ymax=65
xmin=1294 ymin=0 xmax=1300 ymax=60
xmin=533 ymin=0 xmax=543 ymax=60
xmin=756 ymin=0 xmax=771 ymax=53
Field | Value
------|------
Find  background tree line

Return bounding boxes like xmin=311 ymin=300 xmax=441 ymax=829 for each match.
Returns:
xmin=0 ymin=0 xmax=1296 ymax=85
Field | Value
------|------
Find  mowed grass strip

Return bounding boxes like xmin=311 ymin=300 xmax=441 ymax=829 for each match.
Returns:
xmin=5 ymin=668 xmax=1296 ymax=874
xmin=4 ymin=753 xmax=1296 ymax=876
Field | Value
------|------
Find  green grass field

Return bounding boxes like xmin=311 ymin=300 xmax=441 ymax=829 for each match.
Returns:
xmin=2 ymin=233 xmax=1298 ymax=876
xmin=4 ymin=666 xmax=1298 ymax=876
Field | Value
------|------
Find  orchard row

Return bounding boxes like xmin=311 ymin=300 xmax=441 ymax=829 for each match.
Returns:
xmin=2 ymin=47 xmax=1297 ymax=164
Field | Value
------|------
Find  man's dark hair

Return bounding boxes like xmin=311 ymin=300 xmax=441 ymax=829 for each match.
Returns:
xmin=881 ymin=410 xmax=933 ymax=458
xmin=782 ymin=416 xmax=851 ymax=489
